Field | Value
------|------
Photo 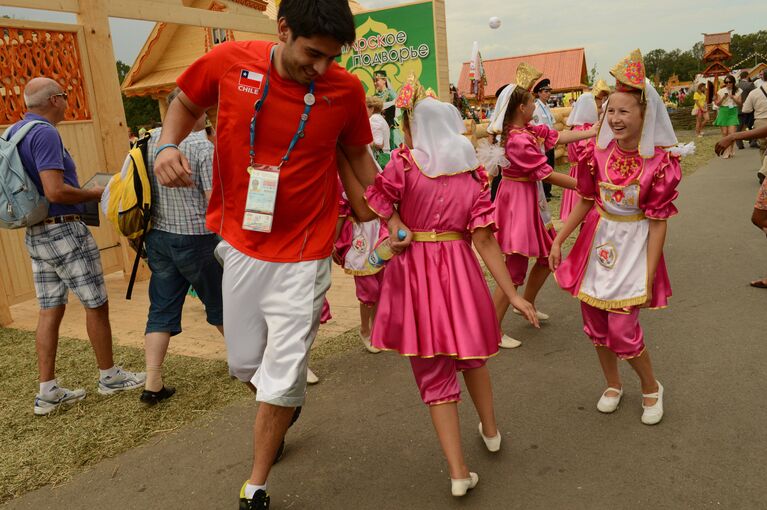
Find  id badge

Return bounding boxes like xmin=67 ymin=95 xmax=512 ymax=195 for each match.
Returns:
xmin=243 ymin=164 xmax=280 ymax=233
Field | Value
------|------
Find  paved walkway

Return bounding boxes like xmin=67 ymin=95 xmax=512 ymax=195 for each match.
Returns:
xmin=5 ymin=147 xmax=766 ymax=509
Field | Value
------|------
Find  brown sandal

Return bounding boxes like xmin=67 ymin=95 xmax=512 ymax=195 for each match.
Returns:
xmin=749 ymin=280 xmax=767 ymax=289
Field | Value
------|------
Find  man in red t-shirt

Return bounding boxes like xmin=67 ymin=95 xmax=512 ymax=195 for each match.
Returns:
xmin=153 ymin=1 xmax=385 ymax=507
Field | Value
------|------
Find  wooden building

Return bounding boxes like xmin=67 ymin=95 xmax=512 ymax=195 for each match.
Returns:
xmin=457 ymin=48 xmax=589 ymax=102
xmin=702 ymin=31 xmax=733 ymax=78
xmin=122 ymin=0 xmax=364 ymax=113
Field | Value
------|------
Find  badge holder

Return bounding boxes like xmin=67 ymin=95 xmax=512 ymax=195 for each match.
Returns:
xmin=242 ymin=45 xmax=315 ymax=233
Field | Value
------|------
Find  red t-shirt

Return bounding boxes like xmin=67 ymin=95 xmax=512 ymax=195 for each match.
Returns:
xmin=177 ymin=40 xmax=372 ymax=262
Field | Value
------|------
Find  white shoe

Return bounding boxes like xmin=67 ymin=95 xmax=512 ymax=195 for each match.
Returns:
xmin=641 ymin=382 xmax=664 ymax=425
xmin=478 ymin=422 xmax=501 ymax=452
xmin=596 ymin=387 xmax=623 ymax=413
xmin=34 ymin=386 xmax=86 ymax=416
xmin=512 ymin=308 xmax=550 ymax=321
xmin=359 ymin=332 xmax=381 ymax=354
xmin=450 ymin=472 xmax=479 ymax=497
xmin=306 ymin=367 xmax=319 ymax=385
xmin=98 ymin=367 xmax=146 ymax=395
xmin=499 ymin=334 xmax=522 ymax=349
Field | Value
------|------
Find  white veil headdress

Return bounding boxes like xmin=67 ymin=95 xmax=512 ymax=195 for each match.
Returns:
xmin=408 ymin=98 xmax=480 ymax=178
xmin=566 ymin=92 xmax=599 ymax=127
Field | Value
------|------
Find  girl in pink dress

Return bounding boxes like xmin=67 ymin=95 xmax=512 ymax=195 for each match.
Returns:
xmin=560 ymin=83 xmax=609 ymax=222
xmin=334 ymin=177 xmax=388 ymax=353
xmin=486 ymin=65 xmax=598 ymax=348
xmin=550 ymin=50 xmax=683 ymax=425
xmin=365 ymin=77 xmax=539 ymax=497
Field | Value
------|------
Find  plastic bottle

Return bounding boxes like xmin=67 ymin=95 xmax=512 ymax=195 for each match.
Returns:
xmin=367 ymin=229 xmax=407 ymax=269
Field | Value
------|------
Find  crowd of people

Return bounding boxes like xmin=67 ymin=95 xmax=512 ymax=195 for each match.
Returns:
xmin=8 ymin=0 xmax=767 ymax=508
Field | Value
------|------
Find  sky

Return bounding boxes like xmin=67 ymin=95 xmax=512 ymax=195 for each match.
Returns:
xmin=2 ymin=0 xmax=766 ymax=84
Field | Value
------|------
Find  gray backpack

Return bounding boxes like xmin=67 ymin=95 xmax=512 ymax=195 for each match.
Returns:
xmin=0 ymin=120 xmax=50 ymax=228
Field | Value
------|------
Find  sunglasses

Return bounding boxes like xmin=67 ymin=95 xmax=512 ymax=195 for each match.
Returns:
xmin=724 ymin=81 xmax=734 ymax=84
xmin=50 ymin=92 xmax=68 ymax=100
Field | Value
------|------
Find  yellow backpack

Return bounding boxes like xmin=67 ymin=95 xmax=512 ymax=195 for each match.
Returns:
xmin=101 ymin=133 xmax=152 ymax=299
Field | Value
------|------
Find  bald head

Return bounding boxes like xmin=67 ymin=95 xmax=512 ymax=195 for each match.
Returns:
xmin=24 ymin=78 xmax=63 ymax=109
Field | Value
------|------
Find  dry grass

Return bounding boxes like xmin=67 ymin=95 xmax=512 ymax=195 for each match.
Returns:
xmin=0 ymin=328 xmax=250 ymax=503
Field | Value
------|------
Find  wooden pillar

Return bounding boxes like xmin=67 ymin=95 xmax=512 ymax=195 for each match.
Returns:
xmin=0 ymin=281 xmax=11 ymax=326
xmin=77 ymin=0 xmax=149 ymax=281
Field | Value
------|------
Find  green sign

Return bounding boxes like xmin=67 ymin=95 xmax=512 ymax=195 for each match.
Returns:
xmin=338 ymin=1 xmax=439 ymax=96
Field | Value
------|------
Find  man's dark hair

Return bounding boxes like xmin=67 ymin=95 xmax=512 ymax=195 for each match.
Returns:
xmin=740 ymin=70 xmax=750 ymax=80
xmin=278 ymin=0 xmax=356 ymax=46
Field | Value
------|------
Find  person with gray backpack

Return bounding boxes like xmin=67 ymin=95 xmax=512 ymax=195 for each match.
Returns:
xmin=4 ymin=77 xmax=145 ymax=415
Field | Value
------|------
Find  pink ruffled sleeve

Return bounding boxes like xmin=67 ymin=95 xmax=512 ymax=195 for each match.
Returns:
xmin=505 ymin=131 xmax=553 ymax=181
xmin=530 ymin=123 xmax=560 ymax=152
xmin=575 ymin=141 xmax=598 ymax=200
xmin=364 ymin=148 xmax=408 ymax=219
xmin=644 ymin=152 xmax=682 ymax=220
xmin=469 ymin=167 xmax=498 ymax=232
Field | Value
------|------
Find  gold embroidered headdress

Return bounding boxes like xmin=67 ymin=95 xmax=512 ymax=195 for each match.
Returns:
xmin=592 ymin=79 xmax=610 ymax=97
xmin=610 ymin=49 xmax=646 ymax=92
xmin=515 ymin=62 xmax=543 ymax=92
xmin=395 ymin=73 xmax=438 ymax=114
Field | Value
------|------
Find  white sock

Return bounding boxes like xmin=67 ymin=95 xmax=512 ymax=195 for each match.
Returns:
xmin=245 ymin=483 xmax=267 ymax=499
xmin=40 ymin=379 xmax=58 ymax=396
xmin=99 ymin=366 xmax=119 ymax=379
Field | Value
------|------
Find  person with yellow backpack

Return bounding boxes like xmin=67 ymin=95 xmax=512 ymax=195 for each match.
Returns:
xmin=104 ymin=88 xmax=224 ymax=405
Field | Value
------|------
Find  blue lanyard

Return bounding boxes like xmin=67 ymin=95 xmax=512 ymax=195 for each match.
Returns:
xmin=249 ymin=46 xmax=315 ymax=168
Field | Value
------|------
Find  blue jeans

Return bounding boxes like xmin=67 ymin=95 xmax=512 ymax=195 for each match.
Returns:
xmin=145 ymin=230 xmax=223 ymax=335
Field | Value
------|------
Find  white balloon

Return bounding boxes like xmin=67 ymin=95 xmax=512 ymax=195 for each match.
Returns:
xmin=489 ymin=16 xmax=502 ymax=29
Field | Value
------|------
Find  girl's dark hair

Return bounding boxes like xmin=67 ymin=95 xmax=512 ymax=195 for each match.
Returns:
xmin=500 ymin=87 xmax=533 ymax=148
xmin=277 ymin=0 xmax=356 ymax=46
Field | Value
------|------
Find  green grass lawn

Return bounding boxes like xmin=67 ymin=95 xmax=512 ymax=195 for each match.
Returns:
xmin=0 ymin=329 xmax=251 ymax=503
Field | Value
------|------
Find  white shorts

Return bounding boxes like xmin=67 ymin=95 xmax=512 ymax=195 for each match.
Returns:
xmin=217 ymin=241 xmax=331 ymax=407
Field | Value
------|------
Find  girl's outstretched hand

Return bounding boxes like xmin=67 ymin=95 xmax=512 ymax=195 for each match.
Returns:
xmin=548 ymin=241 xmax=562 ymax=272
xmin=510 ymin=295 xmax=540 ymax=328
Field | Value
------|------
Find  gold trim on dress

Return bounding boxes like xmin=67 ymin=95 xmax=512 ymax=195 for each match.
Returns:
xmin=343 ymin=267 xmax=383 ymax=276
xmin=596 ymin=206 xmax=646 ymax=222
xmin=362 ymin=195 xmax=391 ymax=220
xmin=576 ymin=291 xmax=648 ymax=310
xmin=502 ymin=176 xmax=532 ymax=182
xmin=411 ymin=231 xmax=464 ymax=242
xmin=372 ymin=346 xmax=500 ymax=361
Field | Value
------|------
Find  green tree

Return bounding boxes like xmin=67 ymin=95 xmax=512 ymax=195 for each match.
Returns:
xmin=116 ymin=60 xmax=160 ymax=134
xmin=730 ymin=30 xmax=767 ymax=67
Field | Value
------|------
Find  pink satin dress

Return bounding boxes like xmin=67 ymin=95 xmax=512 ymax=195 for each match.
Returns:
xmin=364 ymin=147 xmax=501 ymax=359
xmin=494 ymin=123 xmax=559 ymax=259
xmin=555 ymin=140 xmax=681 ymax=310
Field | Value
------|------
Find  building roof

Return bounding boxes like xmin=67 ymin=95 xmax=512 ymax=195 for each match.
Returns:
xmin=123 ymin=0 xmax=364 ymax=97
xmin=457 ymin=48 xmax=588 ymax=98
xmin=703 ymin=31 xmax=733 ymax=46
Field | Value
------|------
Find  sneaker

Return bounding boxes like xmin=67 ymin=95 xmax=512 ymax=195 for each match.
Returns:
xmin=140 ymin=386 xmax=176 ymax=405
xmin=306 ymin=367 xmax=319 ymax=385
xmin=98 ymin=367 xmax=146 ymax=395
xmin=239 ymin=483 xmax=270 ymax=509
xmin=34 ymin=386 xmax=86 ymax=416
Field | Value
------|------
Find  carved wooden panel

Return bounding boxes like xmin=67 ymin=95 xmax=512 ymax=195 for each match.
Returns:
xmin=0 ymin=27 xmax=91 ymax=123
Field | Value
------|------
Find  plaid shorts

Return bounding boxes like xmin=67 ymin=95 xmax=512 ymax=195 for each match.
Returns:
xmin=25 ymin=222 xmax=108 ymax=309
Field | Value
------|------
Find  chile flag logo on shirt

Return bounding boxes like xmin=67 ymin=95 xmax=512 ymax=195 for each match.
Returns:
xmin=238 ymin=69 xmax=264 ymax=95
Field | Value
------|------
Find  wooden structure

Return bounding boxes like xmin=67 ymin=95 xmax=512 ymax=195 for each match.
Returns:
xmin=122 ymin=0 xmax=364 ymax=114
xmin=0 ymin=0 xmax=277 ymax=325
xmin=702 ymin=31 xmax=733 ymax=78
xmin=457 ymin=48 xmax=589 ymax=103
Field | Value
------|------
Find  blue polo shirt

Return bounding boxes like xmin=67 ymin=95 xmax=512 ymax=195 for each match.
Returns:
xmin=6 ymin=113 xmax=83 ymax=216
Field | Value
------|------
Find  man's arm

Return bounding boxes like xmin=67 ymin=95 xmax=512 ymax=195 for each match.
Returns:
xmin=154 ymin=93 xmax=209 ymax=188
xmin=39 ymin=170 xmax=102 ymax=204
